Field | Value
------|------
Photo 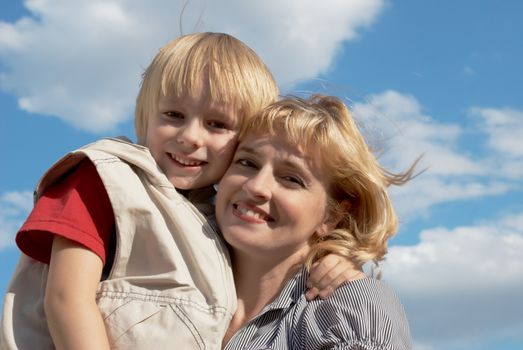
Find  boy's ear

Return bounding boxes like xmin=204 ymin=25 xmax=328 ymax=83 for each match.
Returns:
xmin=316 ymin=200 xmax=351 ymax=238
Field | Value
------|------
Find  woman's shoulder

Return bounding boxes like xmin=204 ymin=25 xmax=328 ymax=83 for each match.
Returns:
xmin=307 ymin=277 xmax=407 ymax=321
xmin=296 ymin=277 xmax=411 ymax=349
xmin=331 ymin=277 xmax=403 ymax=306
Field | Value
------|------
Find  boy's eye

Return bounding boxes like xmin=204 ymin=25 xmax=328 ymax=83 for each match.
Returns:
xmin=208 ymin=120 xmax=227 ymax=129
xmin=164 ymin=111 xmax=184 ymax=119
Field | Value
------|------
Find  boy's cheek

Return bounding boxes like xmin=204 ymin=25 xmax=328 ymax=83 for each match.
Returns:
xmin=218 ymin=136 xmax=239 ymax=160
xmin=213 ymin=143 xmax=239 ymax=182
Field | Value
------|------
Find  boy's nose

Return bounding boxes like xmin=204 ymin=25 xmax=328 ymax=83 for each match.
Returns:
xmin=177 ymin=121 xmax=204 ymax=148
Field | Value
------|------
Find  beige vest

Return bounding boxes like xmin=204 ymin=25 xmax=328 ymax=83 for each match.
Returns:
xmin=0 ymin=137 xmax=236 ymax=350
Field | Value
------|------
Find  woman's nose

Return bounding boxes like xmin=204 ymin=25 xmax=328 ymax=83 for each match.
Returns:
xmin=242 ymin=168 xmax=273 ymax=201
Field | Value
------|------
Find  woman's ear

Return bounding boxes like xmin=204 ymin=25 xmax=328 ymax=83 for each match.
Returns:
xmin=316 ymin=200 xmax=351 ymax=238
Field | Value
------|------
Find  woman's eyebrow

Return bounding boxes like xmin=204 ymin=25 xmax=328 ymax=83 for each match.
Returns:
xmin=282 ymin=158 xmax=314 ymax=180
xmin=236 ymin=145 xmax=258 ymax=155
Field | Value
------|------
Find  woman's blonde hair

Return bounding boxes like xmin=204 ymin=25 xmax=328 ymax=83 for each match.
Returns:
xmin=135 ymin=32 xmax=279 ymax=144
xmin=240 ymin=95 xmax=417 ymax=268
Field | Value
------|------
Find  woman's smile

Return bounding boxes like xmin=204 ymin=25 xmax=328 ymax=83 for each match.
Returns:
xmin=233 ymin=202 xmax=274 ymax=223
xmin=216 ymin=132 xmax=331 ymax=260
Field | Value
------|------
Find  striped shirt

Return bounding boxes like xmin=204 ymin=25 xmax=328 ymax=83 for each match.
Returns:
xmin=224 ymin=269 xmax=412 ymax=350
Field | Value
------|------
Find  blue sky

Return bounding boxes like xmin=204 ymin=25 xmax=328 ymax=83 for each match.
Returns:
xmin=1 ymin=1 xmax=522 ymax=349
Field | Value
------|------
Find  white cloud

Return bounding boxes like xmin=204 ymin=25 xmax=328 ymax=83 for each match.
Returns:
xmin=351 ymin=90 xmax=516 ymax=219
xmin=469 ymin=107 xmax=523 ymax=178
xmin=470 ymin=107 xmax=523 ymax=157
xmin=389 ymin=176 xmax=510 ymax=219
xmin=349 ymin=92 xmax=523 ymax=347
xmin=200 ymin=0 xmax=385 ymax=86
xmin=353 ymin=90 xmax=483 ymax=176
xmin=382 ymin=212 xmax=523 ymax=348
xmin=0 ymin=191 xmax=33 ymax=250
xmin=0 ymin=0 xmax=386 ymax=132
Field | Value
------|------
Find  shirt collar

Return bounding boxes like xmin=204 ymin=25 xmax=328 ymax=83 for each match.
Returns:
xmin=258 ymin=268 xmax=308 ymax=313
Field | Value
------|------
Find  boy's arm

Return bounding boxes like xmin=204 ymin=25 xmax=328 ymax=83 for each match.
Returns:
xmin=45 ymin=236 xmax=110 ymax=350
xmin=306 ymin=254 xmax=364 ymax=300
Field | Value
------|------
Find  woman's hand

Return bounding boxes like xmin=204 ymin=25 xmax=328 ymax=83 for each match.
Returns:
xmin=306 ymin=254 xmax=364 ymax=300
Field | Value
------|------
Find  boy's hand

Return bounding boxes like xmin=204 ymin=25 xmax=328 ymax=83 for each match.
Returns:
xmin=46 ymin=236 xmax=110 ymax=350
xmin=306 ymin=254 xmax=364 ymax=301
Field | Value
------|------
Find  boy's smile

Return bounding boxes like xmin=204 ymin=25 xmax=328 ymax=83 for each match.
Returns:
xmin=145 ymin=79 xmax=240 ymax=190
xmin=168 ymin=153 xmax=207 ymax=167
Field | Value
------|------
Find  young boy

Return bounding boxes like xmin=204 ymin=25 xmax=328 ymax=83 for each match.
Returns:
xmin=1 ymin=33 xmax=357 ymax=350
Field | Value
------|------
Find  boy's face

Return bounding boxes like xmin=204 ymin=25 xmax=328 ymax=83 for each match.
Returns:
xmin=145 ymin=81 xmax=240 ymax=190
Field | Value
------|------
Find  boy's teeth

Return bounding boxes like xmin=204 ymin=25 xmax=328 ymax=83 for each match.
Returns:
xmin=171 ymin=154 xmax=203 ymax=166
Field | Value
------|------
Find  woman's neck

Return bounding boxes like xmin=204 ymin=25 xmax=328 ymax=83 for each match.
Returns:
xmin=222 ymin=250 xmax=305 ymax=347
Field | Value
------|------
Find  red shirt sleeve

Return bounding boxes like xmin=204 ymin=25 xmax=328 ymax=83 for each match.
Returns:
xmin=16 ymin=158 xmax=115 ymax=265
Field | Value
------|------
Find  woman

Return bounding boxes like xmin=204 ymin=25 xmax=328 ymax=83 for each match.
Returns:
xmin=216 ymin=95 xmax=415 ymax=349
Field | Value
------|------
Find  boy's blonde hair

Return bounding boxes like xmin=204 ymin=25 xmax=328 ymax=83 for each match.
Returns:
xmin=135 ymin=32 xmax=279 ymax=144
xmin=240 ymin=95 xmax=417 ymax=268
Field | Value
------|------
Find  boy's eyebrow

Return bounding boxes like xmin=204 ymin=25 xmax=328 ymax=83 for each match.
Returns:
xmin=205 ymin=104 xmax=237 ymax=120
xmin=208 ymin=109 xmax=232 ymax=120
xmin=158 ymin=97 xmax=233 ymax=118
xmin=201 ymin=105 xmax=237 ymax=124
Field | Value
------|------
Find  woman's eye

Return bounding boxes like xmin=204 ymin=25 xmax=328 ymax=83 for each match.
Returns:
xmin=236 ymin=158 xmax=256 ymax=168
xmin=283 ymin=176 xmax=305 ymax=188
xmin=164 ymin=111 xmax=184 ymax=119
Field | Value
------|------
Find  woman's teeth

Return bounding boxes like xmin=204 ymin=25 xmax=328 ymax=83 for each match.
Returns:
xmin=237 ymin=205 xmax=270 ymax=221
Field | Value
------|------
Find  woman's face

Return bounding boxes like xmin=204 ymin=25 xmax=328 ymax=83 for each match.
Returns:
xmin=216 ymin=132 xmax=333 ymax=261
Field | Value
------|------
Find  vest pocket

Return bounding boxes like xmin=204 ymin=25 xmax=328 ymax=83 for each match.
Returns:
xmin=100 ymin=298 xmax=206 ymax=349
